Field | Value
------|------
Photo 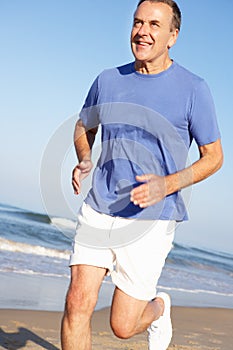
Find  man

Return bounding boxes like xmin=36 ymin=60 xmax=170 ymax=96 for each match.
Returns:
xmin=61 ymin=1 xmax=223 ymax=349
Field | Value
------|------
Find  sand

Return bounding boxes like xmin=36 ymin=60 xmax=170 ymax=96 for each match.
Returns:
xmin=0 ymin=307 xmax=232 ymax=350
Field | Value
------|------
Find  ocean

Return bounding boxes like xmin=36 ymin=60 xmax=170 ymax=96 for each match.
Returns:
xmin=0 ymin=202 xmax=232 ymax=311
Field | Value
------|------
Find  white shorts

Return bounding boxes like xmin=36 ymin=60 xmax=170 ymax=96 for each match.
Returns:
xmin=70 ymin=203 xmax=175 ymax=301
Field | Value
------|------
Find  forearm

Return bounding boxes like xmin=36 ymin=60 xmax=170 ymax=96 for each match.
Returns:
xmin=165 ymin=139 xmax=223 ymax=195
xmin=72 ymin=120 xmax=98 ymax=195
xmin=73 ymin=119 xmax=98 ymax=162
xmin=130 ymin=139 xmax=223 ymax=208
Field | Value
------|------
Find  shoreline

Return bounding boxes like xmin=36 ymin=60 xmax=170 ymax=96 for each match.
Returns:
xmin=1 ymin=307 xmax=232 ymax=349
xmin=1 ymin=271 xmax=232 ymax=312
xmin=1 ymin=270 xmax=232 ymax=349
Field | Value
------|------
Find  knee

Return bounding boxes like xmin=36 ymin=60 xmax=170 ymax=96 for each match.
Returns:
xmin=110 ymin=318 xmax=135 ymax=339
xmin=64 ymin=285 xmax=97 ymax=321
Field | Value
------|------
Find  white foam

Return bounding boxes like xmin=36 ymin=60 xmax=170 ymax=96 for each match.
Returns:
xmin=0 ymin=267 xmax=70 ymax=279
xmin=158 ymin=285 xmax=233 ymax=298
xmin=0 ymin=237 xmax=70 ymax=260
xmin=50 ymin=217 xmax=76 ymax=230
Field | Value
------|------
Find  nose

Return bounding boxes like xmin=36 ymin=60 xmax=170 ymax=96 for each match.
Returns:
xmin=137 ymin=22 xmax=149 ymax=36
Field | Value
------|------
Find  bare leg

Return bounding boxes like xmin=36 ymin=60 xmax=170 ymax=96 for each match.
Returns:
xmin=61 ymin=265 xmax=107 ymax=350
xmin=110 ymin=287 xmax=164 ymax=339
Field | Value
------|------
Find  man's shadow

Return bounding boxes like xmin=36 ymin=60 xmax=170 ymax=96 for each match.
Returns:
xmin=0 ymin=327 xmax=59 ymax=349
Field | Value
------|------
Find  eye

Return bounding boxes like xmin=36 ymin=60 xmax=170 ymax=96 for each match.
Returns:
xmin=133 ymin=19 xmax=142 ymax=27
xmin=150 ymin=21 xmax=159 ymax=28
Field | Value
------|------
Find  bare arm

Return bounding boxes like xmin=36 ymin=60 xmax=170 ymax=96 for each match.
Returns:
xmin=72 ymin=119 xmax=98 ymax=195
xmin=165 ymin=138 xmax=223 ymax=195
xmin=130 ymin=138 xmax=223 ymax=208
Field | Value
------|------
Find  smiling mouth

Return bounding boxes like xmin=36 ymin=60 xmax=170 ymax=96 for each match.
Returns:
xmin=135 ymin=41 xmax=152 ymax=47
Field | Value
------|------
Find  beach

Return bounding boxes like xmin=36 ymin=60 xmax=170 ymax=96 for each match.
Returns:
xmin=1 ymin=307 xmax=233 ymax=350
xmin=0 ymin=203 xmax=233 ymax=349
xmin=0 ymin=272 xmax=233 ymax=350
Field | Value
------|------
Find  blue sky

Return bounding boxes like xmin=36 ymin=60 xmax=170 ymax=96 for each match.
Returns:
xmin=1 ymin=0 xmax=232 ymax=254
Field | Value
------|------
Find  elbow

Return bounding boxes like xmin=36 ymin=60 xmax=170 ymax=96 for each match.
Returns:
xmin=216 ymin=152 xmax=224 ymax=171
xmin=219 ymin=151 xmax=224 ymax=168
xmin=213 ymin=147 xmax=224 ymax=174
xmin=210 ymin=138 xmax=224 ymax=173
xmin=217 ymin=140 xmax=224 ymax=170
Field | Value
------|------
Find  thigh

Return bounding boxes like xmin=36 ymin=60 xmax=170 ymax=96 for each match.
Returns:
xmin=110 ymin=287 xmax=148 ymax=332
xmin=111 ymin=220 xmax=175 ymax=301
xmin=70 ymin=264 xmax=106 ymax=290
xmin=66 ymin=265 xmax=107 ymax=315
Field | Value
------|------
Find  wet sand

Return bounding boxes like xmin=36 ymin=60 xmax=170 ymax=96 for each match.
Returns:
xmin=0 ymin=306 xmax=232 ymax=349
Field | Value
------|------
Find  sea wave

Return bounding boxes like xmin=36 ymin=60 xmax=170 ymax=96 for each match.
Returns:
xmin=0 ymin=267 xmax=70 ymax=279
xmin=0 ymin=203 xmax=76 ymax=233
xmin=0 ymin=205 xmax=51 ymax=224
xmin=158 ymin=285 xmax=233 ymax=298
xmin=50 ymin=217 xmax=76 ymax=230
xmin=171 ymin=242 xmax=233 ymax=273
xmin=0 ymin=237 xmax=70 ymax=260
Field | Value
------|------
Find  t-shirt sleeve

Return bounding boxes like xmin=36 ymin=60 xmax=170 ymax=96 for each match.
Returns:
xmin=188 ymin=80 xmax=221 ymax=146
xmin=79 ymin=76 xmax=100 ymax=129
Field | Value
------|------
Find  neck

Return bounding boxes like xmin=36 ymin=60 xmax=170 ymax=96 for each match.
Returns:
xmin=135 ymin=57 xmax=173 ymax=75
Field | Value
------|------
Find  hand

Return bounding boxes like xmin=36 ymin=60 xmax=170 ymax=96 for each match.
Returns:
xmin=130 ymin=174 xmax=167 ymax=208
xmin=72 ymin=160 xmax=93 ymax=195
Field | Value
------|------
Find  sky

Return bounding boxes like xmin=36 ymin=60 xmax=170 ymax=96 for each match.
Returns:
xmin=0 ymin=0 xmax=233 ymax=254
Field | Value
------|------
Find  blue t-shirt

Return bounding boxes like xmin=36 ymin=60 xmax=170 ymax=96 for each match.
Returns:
xmin=79 ymin=61 xmax=220 ymax=221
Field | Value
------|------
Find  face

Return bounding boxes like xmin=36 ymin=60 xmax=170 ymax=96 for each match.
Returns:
xmin=131 ymin=1 xmax=178 ymax=67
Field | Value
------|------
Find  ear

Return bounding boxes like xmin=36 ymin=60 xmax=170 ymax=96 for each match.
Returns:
xmin=168 ymin=28 xmax=179 ymax=49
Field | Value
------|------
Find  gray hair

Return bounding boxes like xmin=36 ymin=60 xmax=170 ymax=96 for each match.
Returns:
xmin=137 ymin=0 xmax=181 ymax=31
